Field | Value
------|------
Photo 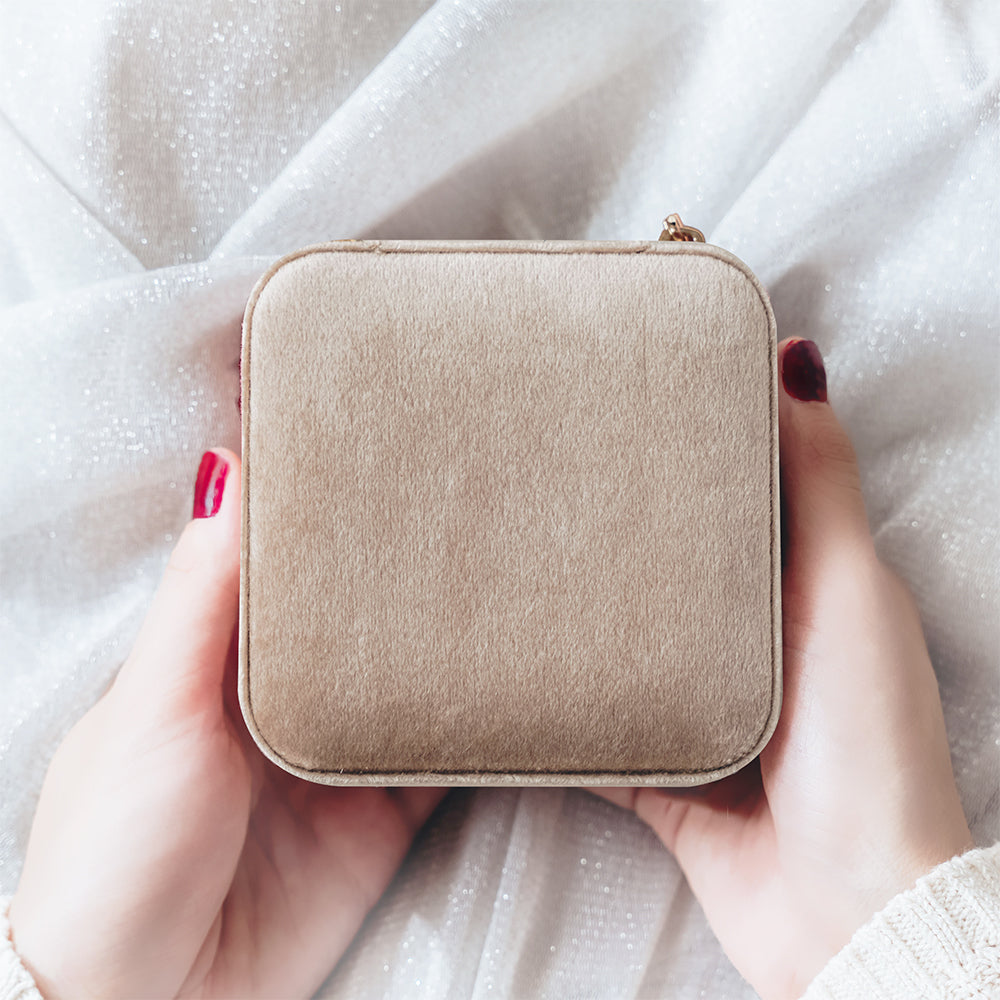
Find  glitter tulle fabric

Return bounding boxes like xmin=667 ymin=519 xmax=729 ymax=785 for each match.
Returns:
xmin=1 ymin=2 xmax=997 ymax=997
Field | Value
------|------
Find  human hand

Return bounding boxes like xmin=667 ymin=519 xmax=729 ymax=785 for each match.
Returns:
xmin=8 ymin=448 xmax=446 ymax=999
xmin=593 ymin=337 xmax=974 ymax=1000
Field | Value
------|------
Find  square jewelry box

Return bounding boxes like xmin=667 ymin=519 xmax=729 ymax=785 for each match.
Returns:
xmin=238 ymin=234 xmax=781 ymax=786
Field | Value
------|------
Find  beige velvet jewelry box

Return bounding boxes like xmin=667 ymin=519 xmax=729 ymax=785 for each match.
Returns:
xmin=238 ymin=237 xmax=781 ymax=786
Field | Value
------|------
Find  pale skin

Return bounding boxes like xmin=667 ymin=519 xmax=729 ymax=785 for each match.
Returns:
xmin=591 ymin=336 xmax=974 ymax=998
xmin=8 ymin=336 xmax=974 ymax=999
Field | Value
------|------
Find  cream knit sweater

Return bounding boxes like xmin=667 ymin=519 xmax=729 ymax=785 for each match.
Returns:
xmin=2 ymin=843 xmax=999 ymax=999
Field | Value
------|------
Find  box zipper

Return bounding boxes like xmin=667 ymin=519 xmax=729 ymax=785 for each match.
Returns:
xmin=658 ymin=213 xmax=705 ymax=243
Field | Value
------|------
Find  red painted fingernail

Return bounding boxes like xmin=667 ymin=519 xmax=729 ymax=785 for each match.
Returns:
xmin=192 ymin=451 xmax=229 ymax=519
xmin=781 ymin=339 xmax=828 ymax=403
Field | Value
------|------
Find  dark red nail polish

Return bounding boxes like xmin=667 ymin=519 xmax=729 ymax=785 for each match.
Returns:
xmin=193 ymin=451 xmax=229 ymax=519
xmin=781 ymin=339 xmax=828 ymax=403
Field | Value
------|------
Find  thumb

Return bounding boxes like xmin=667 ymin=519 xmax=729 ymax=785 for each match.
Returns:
xmin=114 ymin=448 xmax=242 ymax=712
xmin=778 ymin=338 xmax=872 ymax=565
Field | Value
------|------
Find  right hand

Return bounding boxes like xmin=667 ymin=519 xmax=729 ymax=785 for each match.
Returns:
xmin=593 ymin=337 xmax=974 ymax=999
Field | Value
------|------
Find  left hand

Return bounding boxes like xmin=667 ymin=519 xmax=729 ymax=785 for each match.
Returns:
xmin=9 ymin=447 xmax=446 ymax=999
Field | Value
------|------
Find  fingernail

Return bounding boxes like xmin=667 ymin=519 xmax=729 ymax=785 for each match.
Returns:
xmin=192 ymin=451 xmax=229 ymax=519
xmin=781 ymin=339 xmax=828 ymax=403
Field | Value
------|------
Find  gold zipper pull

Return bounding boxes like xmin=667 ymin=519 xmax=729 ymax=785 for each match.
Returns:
xmin=658 ymin=213 xmax=705 ymax=243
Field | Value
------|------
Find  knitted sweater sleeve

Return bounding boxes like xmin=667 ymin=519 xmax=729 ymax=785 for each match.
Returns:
xmin=0 ymin=899 xmax=42 ymax=1000
xmin=2 ymin=846 xmax=999 ymax=1000
xmin=802 ymin=842 xmax=1000 ymax=1000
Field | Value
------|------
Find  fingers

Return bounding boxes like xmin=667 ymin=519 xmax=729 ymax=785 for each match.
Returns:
xmin=386 ymin=787 xmax=450 ymax=836
xmin=777 ymin=338 xmax=873 ymax=567
xmin=590 ymin=762 xmax=766 ymax=862
xmin=596 ymin=786 xmax=710 ymax=857
xmin=589 ymin=788 xmax=637 ymax=812
xmin=114 ymin=448 xmax=242 ymax=713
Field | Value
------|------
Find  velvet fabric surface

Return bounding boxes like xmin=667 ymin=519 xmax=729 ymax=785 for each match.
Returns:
xmin=240 ymin=240 xmax=781 ymax=784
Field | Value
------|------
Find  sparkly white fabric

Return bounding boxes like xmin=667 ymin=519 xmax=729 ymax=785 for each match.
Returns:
xmin=1 ymin=2 xmax=997 ymax=997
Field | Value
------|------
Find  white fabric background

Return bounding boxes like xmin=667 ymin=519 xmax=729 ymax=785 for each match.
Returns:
xmin=1 ymin=1 xmax=998 ymax=997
